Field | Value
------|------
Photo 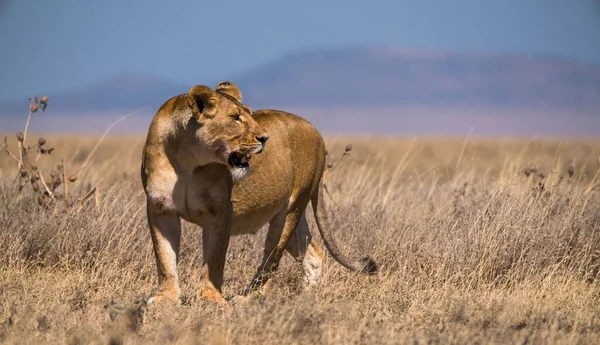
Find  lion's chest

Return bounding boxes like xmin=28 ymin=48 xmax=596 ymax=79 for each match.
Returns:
xmin=146 ymin=166 xmax=231 ymax=224
xmin=175 ymin=179 xmax=228 ymax=223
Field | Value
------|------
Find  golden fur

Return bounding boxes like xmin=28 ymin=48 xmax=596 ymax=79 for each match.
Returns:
xmin=141 ymin=82 xmax=377 ymax=305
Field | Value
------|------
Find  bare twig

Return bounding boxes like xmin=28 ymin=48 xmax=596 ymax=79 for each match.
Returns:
xmin=327 ymin=144 xmax=353 ymax=174
xmin=38 ymin=172 xmax=55 ymax=200
xmin=322 ymin=144 xmax=354 ymax=206
xmin=22 ymin=108 xmax=33 ymax=147
xmin=77 ymin=186 xmax=97 ymax=205
xmin=62 ymin=157 xmax=68 ymax=208
xmin=327 ymin=153 xmax=349 ymax=172
xmin=3 ymin=138 xmax=20 ymax=163
xmin=34 ymin=150 xmax=42 ymax=166
xmin=18 ymin=104 xmax=34 ymax=172
xmin=323 ymin=144 xmax=353 ymax=185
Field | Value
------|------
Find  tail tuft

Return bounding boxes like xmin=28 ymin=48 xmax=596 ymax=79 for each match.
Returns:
xmin=358 ymin=256 xmax=378 ymax=274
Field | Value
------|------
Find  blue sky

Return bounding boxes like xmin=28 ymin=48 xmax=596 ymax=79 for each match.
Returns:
xmin=1 ymin=0 xmax=599 ymax=101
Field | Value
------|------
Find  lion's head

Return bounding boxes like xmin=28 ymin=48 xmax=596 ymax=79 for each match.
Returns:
xmin=187 ymin=83 xmax=268 ymax=179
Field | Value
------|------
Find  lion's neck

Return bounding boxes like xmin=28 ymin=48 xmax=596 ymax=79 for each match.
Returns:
xmin=166 ymin=126 xmax=220 ymax=173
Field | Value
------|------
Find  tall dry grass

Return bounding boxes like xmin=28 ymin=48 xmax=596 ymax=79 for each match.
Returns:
xmin=1 ymin=134 xmax=599 ymax=344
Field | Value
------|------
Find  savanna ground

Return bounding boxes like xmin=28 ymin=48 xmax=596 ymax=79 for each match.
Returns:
xmin=1 ymin=130 xmax=600 ymax=344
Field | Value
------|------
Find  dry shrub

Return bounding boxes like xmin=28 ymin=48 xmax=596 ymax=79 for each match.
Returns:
xmin=0 ymin=134 xmax=599 ymax=344
xmin=2 ymin=97 xmax=97 ymax=210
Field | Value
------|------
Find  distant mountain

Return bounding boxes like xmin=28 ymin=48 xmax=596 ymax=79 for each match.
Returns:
xmin=236 ymin=47 xmax=600 ymax=111
xmin=1 ymin=47 xmax=599 ymax=116
xmin=0 ymin=73 xmax=188 ymax=116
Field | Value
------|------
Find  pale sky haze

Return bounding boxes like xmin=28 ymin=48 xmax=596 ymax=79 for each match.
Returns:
xmin=0 ymin=0 xmax=599 ymax=101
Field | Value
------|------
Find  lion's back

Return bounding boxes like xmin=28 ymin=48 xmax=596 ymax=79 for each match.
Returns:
xmin=252 ymin=109 xmax=325 ymax=152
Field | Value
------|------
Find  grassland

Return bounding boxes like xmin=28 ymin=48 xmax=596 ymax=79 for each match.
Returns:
xmin=1 ymin=132 xmax=599 ymax=344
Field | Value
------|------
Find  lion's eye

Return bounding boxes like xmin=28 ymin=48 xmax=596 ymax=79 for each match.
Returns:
xmin=231 ymin=114 xmax=242 ymax=122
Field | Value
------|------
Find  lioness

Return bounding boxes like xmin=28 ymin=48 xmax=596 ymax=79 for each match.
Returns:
xmin=141 ymin=82 xmax=377 ymax=304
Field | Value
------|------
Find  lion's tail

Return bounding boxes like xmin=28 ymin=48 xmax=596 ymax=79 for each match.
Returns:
xmin=311 ymin=178 xmax=378 ymax=274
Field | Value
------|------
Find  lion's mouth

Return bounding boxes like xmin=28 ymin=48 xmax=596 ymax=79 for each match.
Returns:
xmin=228 ymin=152 xmax=251 ymax=168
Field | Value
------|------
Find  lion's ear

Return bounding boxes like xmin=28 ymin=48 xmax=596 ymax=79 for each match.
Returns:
xmin=215 ymin=81 xmax=242 ymax=103
xmin=187 ymin=85 xmax=219 ymax=122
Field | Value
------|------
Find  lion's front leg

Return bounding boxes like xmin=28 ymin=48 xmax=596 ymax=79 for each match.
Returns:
xmin=198 ymin=201 xmax=232 ymax=304
xmin=147 ymin=205 xmax=182 ymax=305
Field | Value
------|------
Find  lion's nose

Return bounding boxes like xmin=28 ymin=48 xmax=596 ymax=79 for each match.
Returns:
xmin=256 ymin=135 xmax=269 ymax=146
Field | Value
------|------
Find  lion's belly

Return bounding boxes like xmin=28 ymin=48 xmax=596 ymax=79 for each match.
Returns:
xmin=230 ymin=201 xmax=283 ymax=235
xmin=229 ymin=165 xmax=293 ymax=236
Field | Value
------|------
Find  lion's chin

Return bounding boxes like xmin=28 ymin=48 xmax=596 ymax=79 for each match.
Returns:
xmin=230 ymin=166 xmax=250 ymax=182
xmin=227 ymin=151 xmax=252 ymax=182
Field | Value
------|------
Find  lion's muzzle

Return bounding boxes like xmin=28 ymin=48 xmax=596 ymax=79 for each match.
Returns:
xmin=227 ymin=135 xmax=268 ymax=169
xmin=254 ymin=135 xmax=268 ymax=154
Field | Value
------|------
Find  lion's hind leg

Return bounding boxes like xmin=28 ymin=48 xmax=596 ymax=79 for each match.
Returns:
xmin=243 ymin=207 xmax=305 ymax=295
xmin=285 ymin=213 xmax=324 ymax=287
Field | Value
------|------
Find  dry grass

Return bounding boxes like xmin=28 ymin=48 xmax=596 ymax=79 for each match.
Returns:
xmin=1 ymin=133 xmax=600 ymax=344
